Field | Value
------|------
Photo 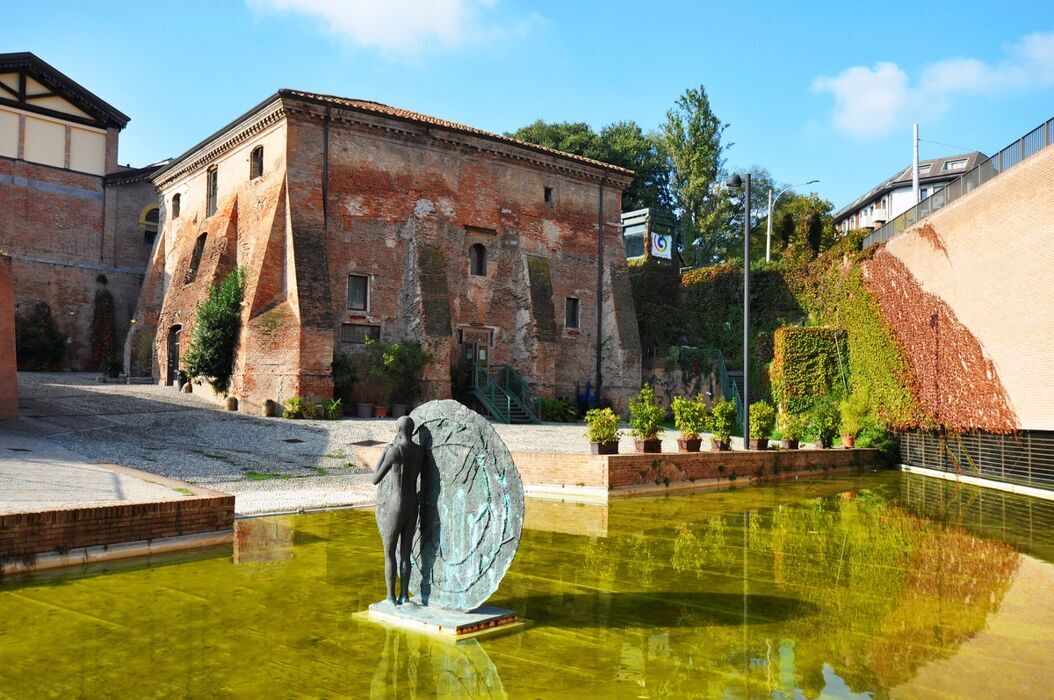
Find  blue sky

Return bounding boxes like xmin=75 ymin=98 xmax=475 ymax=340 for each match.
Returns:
xmin=4 ymin=1 xmax=1053 ymax=208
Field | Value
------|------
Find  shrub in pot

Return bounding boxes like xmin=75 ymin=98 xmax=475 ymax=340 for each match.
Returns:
xmin=629 ymin=384 xmax=665 ymax=453
xmin=332 ymin=351 xmax=357 ymax=415
xmin=778 ymin=412 xmax=808 ymax=449
xmin=584 ymin=407 xmax=622 ymax=455
xmin=810 ymin=396 xmax=840 ymax=448
xmin=838 ymin=390 xmax=868 ymax=448
xmin=748 ymin=400 xmax=776 ymax=450
xmin=709 ymin=397 xmax=737 ymax=451
xmin=382 ymin=340 xmax=433 ymax=419
xmin=671 ymin=394 xmax=708 ymax=452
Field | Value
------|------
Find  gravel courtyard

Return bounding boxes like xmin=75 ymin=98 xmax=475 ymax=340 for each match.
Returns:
xmin=6 ymin=373 xmax=629 ymax=514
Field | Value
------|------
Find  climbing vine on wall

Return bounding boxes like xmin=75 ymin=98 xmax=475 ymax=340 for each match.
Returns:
xmin=770 ymin=327 xmax=848 ymax=414
xmin=184 ymin=267 xmax=246 ymax=394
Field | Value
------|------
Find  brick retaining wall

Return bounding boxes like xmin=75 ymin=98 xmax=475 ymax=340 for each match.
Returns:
xmin=0 ymin=495 xmax=235 ymax=564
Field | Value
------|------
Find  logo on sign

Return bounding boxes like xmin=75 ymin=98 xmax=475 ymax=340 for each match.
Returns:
xmin=651 ymin=233 xmax=672 ymax=259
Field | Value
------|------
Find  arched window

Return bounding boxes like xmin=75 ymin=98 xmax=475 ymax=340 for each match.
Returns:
xmin=172 ymin=193 xmax=181 ymax=219
xmin=186 ymin=232 xmax=207 ymax=283
xmin=140 ymin=205 xmax=160 ymax=244
xmin=469 ymin=243 xmax=487 ymax=276
xmin=250 ymin=146 xmax=264 ymax=180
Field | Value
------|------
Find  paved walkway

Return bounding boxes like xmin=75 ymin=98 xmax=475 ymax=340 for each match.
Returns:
xmin=0 ymin=432 xmax=189 ymax=513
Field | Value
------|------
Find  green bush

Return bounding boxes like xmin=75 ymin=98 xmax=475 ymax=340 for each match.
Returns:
xmin=539 ymin=396 xmax=577 ymax=422
xmin=671 ymin=394 xmax=709 ymax=439
xmin=857 ymin=419 xmax=898 ymax=465
xmin=629 ymin=384 xmax=665 ymax=441
xmin=184 ymin=268 xmax=245 ymax=393
xmin=810 ymin=396 xmax=840 ymax=446
xmin=332 ymin=352 xmax=357 ymax=405
xmin=283 ymin=396 xmax=306 ymax=419
xmin=383 ymin=341 xmax=433 ymax=404
xmin=584 ymin=407 xmax=622 ymax=444
xmin=324 ymin=398 xmax=343 ymax=420
xmin=777 ymin=412 xmax=809 ymax=441
xmin=709 ymin=398 xmax=738 ymax=443
xmin=14 ymin=302 xmax=66 ymax=370
xmin=749 ymin=400 xmax=776 ymax=439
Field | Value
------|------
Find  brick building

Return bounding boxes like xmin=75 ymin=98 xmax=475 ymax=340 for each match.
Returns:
xmin=0 ymin=53 xmax=161 ymax=370
xmin=132 ymin=90 xmax=642 ymax=413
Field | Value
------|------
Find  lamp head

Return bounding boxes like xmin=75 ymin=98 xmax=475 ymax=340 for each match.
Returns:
xmin=726 ymin=173 xmax=743 ymax=188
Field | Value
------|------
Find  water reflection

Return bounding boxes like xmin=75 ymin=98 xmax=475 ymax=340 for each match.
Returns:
xmin=1 ymin=472 xmax=1052 ymax=698
xmin=370 ymin=627 xmax=505 ymax=699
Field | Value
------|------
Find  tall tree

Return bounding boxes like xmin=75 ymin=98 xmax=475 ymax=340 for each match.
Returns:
xmin=662 ymin=85 xmax=729 ymax=265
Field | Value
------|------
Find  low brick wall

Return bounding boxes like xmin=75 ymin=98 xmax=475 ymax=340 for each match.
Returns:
xmin=0 ymin=495 xmax=236 ymax=564
xmin=354 ymin=444 xmax=880 ymax=495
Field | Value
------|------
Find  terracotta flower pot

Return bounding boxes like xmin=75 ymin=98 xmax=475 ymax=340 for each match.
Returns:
xmin=711 ymin=438 xmax=731 ymax=452
xmin=782 ymin=439 xmax=800 ymax=450
xmin=748 ymin=438 xmax=769 ymax=450
xmin=375 ymin=405 xmax=390 ymax=418
xmin=842 ymin=434 xmax=856 ymax=448
xmin=634 ymin=439 xmax=662 ymax=454
xmin=677 ymin=437 xmax=701 ymax=453
xmin=590 ymin=441 xmax=619 ymax=455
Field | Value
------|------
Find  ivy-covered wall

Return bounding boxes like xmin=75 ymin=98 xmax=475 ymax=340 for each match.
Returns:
xmin=770 ymin=327 xmax=848 ymax=414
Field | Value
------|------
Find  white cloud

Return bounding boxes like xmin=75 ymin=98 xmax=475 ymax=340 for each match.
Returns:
xmin=813 ymin=31 xmax=1054 ymax=138
xmin=248 ymin=0 xmax=538 ymax=59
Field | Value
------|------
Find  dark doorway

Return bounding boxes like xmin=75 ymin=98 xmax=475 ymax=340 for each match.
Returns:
xmin=166 ymin=325 xmax=182 ymax=385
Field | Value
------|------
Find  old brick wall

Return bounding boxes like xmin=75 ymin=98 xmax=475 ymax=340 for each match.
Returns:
xmin=879 ymin=144 xmax=1054 ymax=430
xmin=0 ymin=255 xmax=16 ymax=418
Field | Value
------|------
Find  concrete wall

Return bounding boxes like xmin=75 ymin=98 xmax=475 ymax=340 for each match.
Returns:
xmin=877 ymin=144 xmax=1054 ymax=431
xmin=0 ymin=255 xmax=16 ymax=418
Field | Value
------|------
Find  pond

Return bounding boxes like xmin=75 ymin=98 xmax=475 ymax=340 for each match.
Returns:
xmin=2 ymin=472 xmax=1053 ymax=698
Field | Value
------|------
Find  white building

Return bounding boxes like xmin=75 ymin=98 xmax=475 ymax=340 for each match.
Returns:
xmin=834 ymin=152 xmax=986 ymax=234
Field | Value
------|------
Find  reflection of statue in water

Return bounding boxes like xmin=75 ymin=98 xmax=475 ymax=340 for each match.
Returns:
xmin=370 ymin=626 xmax=507 ymax=699
xmin=373 ymin=416 xmax=424 ymax=605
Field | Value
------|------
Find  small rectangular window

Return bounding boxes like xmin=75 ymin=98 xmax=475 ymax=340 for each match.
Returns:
xmin=544 ymin=186 xmax=554 ymax=204
xmin=206 ymin=167 xmax=218 ymax=217
xmin=943 ymin=159 xmax=967 ymax=171
xmin=347 ymin=274 xmax=369 ymax=311
xmin=340 ymin=323 xmax=381 ymax=344
xmin=250 ymin=146 xmax=264 ymax=180
xmin=564 ymin=297 xmax=580 ymax=329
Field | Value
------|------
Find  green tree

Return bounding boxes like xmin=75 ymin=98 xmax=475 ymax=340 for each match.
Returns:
xmin=184 ymin=268 xmax=245 ymax=393
xmin=662 ymin=84 xmax=729 ymax=265
xmin=507 ymin=119 xmax=672 ymax=214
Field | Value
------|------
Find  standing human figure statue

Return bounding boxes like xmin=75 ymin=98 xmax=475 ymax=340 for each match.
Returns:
xmin=373 ymin=416 xmax=424 ymax=605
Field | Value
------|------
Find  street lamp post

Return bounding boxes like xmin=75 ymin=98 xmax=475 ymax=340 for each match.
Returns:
xmin=765 ymin=180 xmax=819 ymax=262
xmin=726 ymin=172 xmax=751 ymax=443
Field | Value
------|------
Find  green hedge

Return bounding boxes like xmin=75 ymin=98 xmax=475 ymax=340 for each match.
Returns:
xmin=770 ymin=326 xmax=847 ymax=414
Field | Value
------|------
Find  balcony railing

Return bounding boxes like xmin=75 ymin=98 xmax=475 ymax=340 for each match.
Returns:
xmin=864 ymin=117 xmax=1054 ymax=248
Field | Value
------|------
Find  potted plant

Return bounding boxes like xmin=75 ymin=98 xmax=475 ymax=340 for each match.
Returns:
xmin=584 ymin=407 xmax=622 ymax=455
xmin=629 ymin=384 xmax=665 ymax=453
xmin=748 ymin=400 xmax=775 ymax=450
xmin=382 ymin=341 xmax=433 ymax=418
xmin=810 ymin=396 xmax=840 ymax=448
xmin=709 ymin=397 xmax=737 ymax=451
xmin=332 ymin=351 xmax=357 ymax=415
xmin=778 ymin=412 xmax=808 ymax=450
xmin=671 ymin=394 xmax=708 ymax=452
xmin=839 ymin=391 xmax=869 ymax=448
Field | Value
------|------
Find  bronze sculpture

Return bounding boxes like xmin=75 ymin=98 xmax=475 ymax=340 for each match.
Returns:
xmin=372 ymin=416 xmax=424 ymax=605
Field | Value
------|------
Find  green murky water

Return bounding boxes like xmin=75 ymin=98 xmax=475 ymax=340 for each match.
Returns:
xmin=2 ymin=472 xmax=1054 ymax=699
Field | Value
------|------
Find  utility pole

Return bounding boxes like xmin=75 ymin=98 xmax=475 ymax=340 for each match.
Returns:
xmin=912 ymin=123 xmax=920 ymax=204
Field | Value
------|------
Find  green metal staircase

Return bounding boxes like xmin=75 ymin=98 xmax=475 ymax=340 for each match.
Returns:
xmin=469 ymin=365 xmax=541 ymax=424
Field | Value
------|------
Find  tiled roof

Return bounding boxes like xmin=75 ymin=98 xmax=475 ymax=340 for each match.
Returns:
xmin=833 ymin=151 xmax=986 ymax=221
xmin=280 ymin=89 xmax=635 ymax=177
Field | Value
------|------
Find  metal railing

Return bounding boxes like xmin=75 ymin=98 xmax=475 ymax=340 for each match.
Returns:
xmin=865 ymin=116 xmax=1054 ymax=248
xmin=471 ymin=365 xmax=513 ymax=424
xmin=900 ymin=429 xmax=1054 ymax=491
xmin=469 ymin=365 xmax=542 ymax=424
xmin=496 ymin=365 xmax=541 ymax=423
xmin=711 ymin=349 xmax=745 ymax=435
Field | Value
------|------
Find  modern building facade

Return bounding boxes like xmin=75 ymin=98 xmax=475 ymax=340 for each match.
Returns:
xmin=132 ymin=90 xmax=643 ymax=413
xmin=0 ymin=53 xmax=161 ymax=370
xmin=834 ymin=152 xmax=986 ymax=235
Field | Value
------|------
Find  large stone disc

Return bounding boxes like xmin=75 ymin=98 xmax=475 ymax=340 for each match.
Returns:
xmin=377 ymin=400 xmax=523 ymax=611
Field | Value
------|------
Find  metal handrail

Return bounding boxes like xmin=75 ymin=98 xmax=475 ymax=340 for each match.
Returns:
xmin=495 ymin=365 xmax=541 ymax=423
xmin=864 ymin=116 xmax=1054 ymax=248
xmin=471 ymin=365 xmax=511 ymax=423
xmin=711 ymin=349 xmax=745 ymax=435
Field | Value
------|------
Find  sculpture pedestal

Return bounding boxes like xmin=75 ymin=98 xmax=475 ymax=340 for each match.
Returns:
xmin=364 ymin=600 xmax=521 ymax=639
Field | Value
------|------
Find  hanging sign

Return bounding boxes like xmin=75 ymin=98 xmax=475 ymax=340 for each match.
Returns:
xmin=651 ymin=233 xmax=673 ymax=259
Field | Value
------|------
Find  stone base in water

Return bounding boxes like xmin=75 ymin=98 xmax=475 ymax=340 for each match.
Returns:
xmin=364 ymin=599 xmax=521 ymax=638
